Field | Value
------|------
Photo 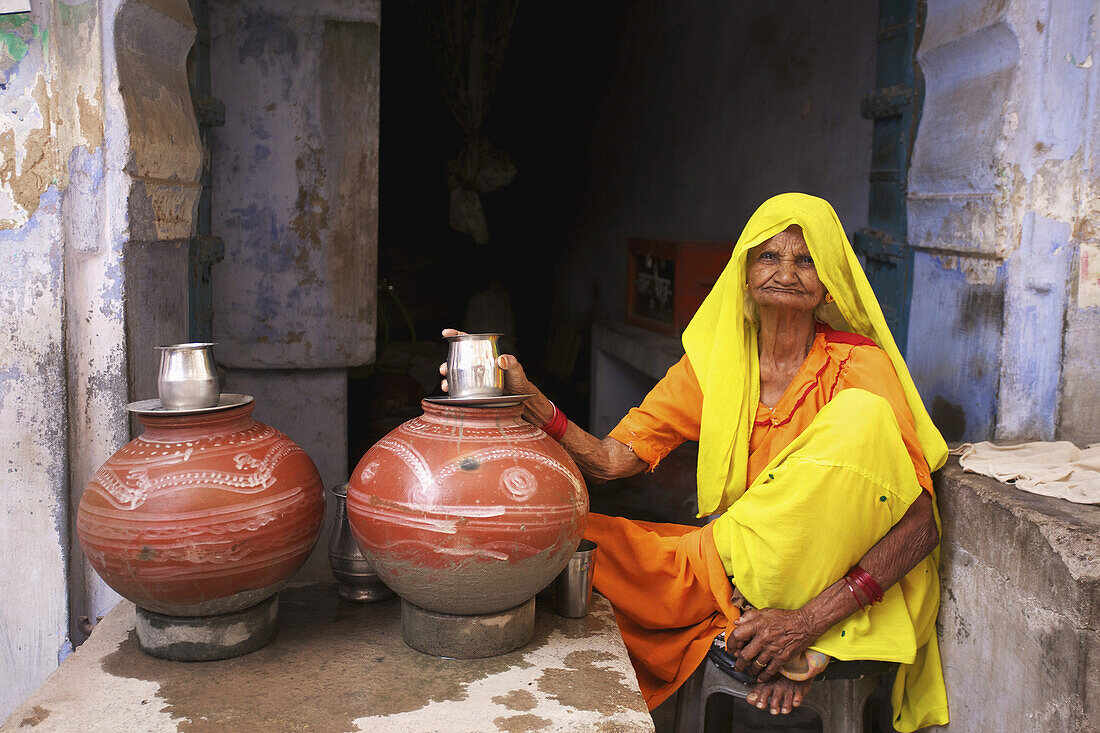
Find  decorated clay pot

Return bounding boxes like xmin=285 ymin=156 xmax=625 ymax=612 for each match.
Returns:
xmin=77 ymin=399 xmax=325 ymax=616
xmin=346 ymin=400 xmax=588 ymax=615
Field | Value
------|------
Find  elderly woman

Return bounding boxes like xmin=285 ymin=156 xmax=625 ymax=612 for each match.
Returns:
xmin=441 ymin=194 xmax=948 ymax=731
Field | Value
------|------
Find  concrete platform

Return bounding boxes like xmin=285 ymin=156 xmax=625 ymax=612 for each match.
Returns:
xmin=932 ymin=458 xmax=1100 ymax=732
xmin=2 ymin=584 xmax=654 ymax=733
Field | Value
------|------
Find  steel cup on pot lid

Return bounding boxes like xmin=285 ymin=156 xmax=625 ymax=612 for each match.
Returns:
xmin=156 ymin=343 xmax=220 ymax=410
xmin=445 ymin=333 xmax=504 ymax=399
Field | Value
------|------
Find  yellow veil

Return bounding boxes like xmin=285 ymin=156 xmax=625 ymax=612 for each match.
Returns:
xmin=682 ymin=192 xmax=948 ymax=517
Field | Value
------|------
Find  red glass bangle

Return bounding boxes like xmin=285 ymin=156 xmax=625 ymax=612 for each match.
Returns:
xmin=847 ymin=565 xmax=884 ymax=604
xmin=844 ymin=577 xmax=868 ymax=610
xmin=855 ymin=567 xmax=884 ymax=603
xmin=850 ymin=574 xmax=876 ymax=606
xmin=542 ymin=402 xmax=568 ymax=441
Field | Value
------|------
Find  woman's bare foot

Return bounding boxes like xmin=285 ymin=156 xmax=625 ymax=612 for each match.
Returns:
xmin=744 ymin=676 xmax=812 ymax=716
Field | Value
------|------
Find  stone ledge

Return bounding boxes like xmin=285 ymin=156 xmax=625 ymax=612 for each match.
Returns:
xmin=593 ymin=320 xmax=684 ymax=382
xmin=935 ymin=457 xmax=1100 ymax=629
xmin=934 ymin=457 xmax=1100 ymax=732
xmin=1 ymin=584 xmax=654 ymax=733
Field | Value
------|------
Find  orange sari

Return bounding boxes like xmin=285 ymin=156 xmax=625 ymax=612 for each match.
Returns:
xmin=585 ymin=514 xmax=736 ymax=710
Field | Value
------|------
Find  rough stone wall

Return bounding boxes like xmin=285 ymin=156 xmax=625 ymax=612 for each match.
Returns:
xmin=0 ymin=0 xmax=200 ymax=720
xmin=932 ymin=461 xmax=1099 ymax=732
xmin=908 ymin=0 xmax=1100 ymax=444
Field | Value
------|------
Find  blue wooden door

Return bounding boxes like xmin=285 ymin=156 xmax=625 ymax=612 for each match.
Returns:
xmin=853 ymin=0 xmax=923 ymax=354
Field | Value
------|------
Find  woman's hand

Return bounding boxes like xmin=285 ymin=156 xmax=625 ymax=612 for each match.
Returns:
xmin=437 ymin=328 xmax=466 ymax=394
xmin=727 ymin=492 xmax=940 ymax=683
xmin=728 ymin=606 xmax=816 ymax=682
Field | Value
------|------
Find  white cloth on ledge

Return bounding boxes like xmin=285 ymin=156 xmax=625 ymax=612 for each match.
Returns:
xmin=950 ymin=441 xmax=1100 ymax=504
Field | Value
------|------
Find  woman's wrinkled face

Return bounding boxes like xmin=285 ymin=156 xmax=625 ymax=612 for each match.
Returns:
xmin=746 ymin=225 xmax=826 ymax=313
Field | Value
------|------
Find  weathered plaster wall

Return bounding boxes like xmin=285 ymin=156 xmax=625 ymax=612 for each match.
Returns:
xmin=210 ymin=0 xmax=379 ymax=370
xmin=58 ymin=0 xmax=126 ymax=662
xmin=909 ymin=0 xmax=1100 ymax=444
xmin=1 ymin=5 xmax=85 ymax=718
xmin=1 ymin=0 xmax=201 ymax=720
xmin=553 ymin=0 xmax=878 ymax=334
xmin=932 ymin=461 xmax=1099 ymax=732
xmin=115 ymin=0 xmax=201 ymax=242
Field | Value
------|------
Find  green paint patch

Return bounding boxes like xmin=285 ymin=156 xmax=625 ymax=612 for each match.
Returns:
xmin=1 ymin=29 xmax=29 ymax=62
xmin=0 ymin=13 xmax=46 ymax=64
xmin=58 ymin=1 xmax=96 ymax=29
xmin=1 ymin=12 xmax=30 ymax=29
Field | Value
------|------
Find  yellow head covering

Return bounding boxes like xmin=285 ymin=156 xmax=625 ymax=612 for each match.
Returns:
xmin=682 ymin=192 xmax=948 ymax=516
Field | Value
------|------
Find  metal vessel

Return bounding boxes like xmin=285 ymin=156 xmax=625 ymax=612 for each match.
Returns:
xmin=156 ymin=342 xmax=219 ymax=409
xmin=328 ymin=483 xmax=394 ymax=603
xmin=445 ymin=332 xmax=503 ymax=398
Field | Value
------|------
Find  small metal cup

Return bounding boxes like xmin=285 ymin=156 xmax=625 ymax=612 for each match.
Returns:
xmin=445 ymin=333 xmax=504 ymax=398
xmin=554 ymin=539 xmax=597 ymax=618
xmin=156 ymin=343 xmax=219 ymax=410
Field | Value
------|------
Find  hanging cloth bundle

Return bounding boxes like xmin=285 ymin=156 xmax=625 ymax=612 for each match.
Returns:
xmin=412 ymin=0 xmax=519 ymax=244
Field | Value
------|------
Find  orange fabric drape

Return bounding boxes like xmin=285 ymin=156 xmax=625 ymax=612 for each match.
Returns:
xmin=584 ymin=513 xmax=739 ymax=710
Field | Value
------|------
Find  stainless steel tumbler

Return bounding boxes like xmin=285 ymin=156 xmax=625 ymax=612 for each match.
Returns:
xmin=554 ymin=539 xmax=597 ymax=618
xmin=156 ymin=343 xmax=219 ymax=410
xmin=445 ymin=333 xmax=504 ymax=398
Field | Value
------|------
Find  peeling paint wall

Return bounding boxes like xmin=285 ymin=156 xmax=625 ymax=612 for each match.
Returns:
xmin=909 ymin=0 xmax=1100 ymax=444
xmin=1 ymin=0 xmax=201 ymax=720
xmin=4 ymin=0 xmax=377 ymax=712
xmin=58 ymin=0 xmax=126 ymax=666
xmin=0 ymin=5 xmax=79 ymax=719
xmin=912 ymin=2 xmax=1100 ymax=727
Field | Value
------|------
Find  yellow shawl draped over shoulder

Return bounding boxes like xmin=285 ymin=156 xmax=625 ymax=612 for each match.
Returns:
xmin=682 ymin=192 xmax=947 ymax=514
xmin=681 ymin=193 xmax=950 ymax=732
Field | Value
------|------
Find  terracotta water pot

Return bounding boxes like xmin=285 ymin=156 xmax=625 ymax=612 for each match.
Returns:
xmin=346 ymin=399 xmax=588 ymax=616
xmin=77 ymin=399 xmax=325 ymax=617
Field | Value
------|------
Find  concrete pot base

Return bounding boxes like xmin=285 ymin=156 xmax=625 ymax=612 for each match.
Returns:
xmin=135 ymin=594 xmax=278 ymax=661
xmin=401 ymin=597 xmax=535 ymax=659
